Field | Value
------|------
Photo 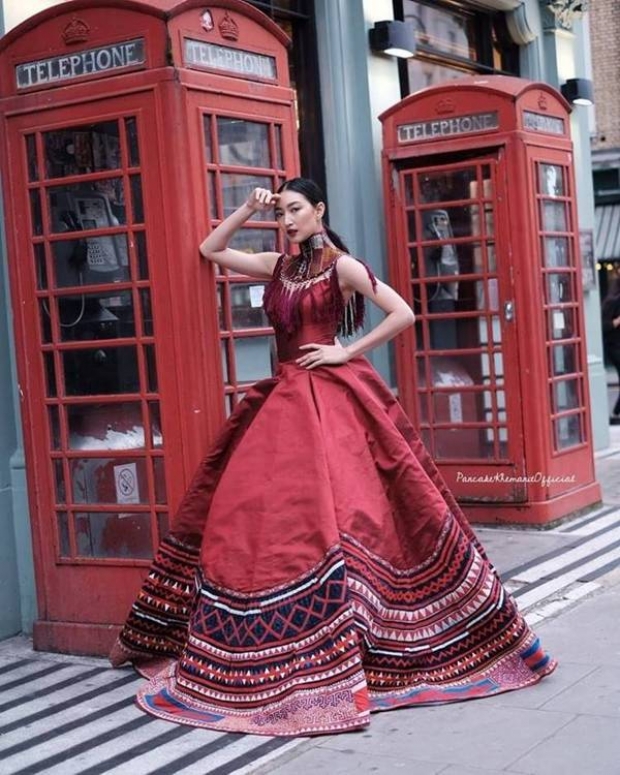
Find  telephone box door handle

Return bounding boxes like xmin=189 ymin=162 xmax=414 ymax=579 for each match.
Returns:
xmin=504 ymin=300 xmax=515 ymax=322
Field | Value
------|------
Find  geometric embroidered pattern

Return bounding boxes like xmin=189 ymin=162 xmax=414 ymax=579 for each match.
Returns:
xmin=129 ymin=514 xmax=556 ymax=735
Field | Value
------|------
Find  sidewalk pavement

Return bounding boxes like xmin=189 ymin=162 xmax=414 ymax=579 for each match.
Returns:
xmin=0 ymin=427 xmax=619 ymax=774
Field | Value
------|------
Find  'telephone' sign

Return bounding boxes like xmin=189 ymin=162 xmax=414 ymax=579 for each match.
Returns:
xmin=398 ymin=112 xmax=499 ymax=143
xmin=184 ymin=38 xmax=277 ymax=81
xmin=16 ymin=39 xmax=146 ymax=89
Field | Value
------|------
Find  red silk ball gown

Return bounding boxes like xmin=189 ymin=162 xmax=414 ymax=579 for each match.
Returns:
xmin=111 ymin=240 xmax=557 ymax=736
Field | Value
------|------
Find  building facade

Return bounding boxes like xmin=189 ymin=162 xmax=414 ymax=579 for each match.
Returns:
xmin=0 ymin=0 xmax=608 ymax=644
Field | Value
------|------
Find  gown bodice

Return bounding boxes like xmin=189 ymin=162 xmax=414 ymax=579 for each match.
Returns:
xmin=263 ymin=250 xmax=373 ymax=363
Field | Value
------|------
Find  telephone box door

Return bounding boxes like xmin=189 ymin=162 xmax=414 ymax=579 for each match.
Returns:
xmin=391 ymin=151 xmax=526 ymax=500
xmin=6 ymin=94 xmax=179 ymax=648
xmin=186 ymin=91 xmax=297 ymax=414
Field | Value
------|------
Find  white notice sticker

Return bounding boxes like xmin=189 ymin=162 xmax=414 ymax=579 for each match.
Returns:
xmin=114 ymin=462 xmax=140 ymax=505
xmin=249 ymin=285 xmax=265 ymax=308
xmin=449 ymin=394 xmax=463 ymax=423
xmin=553 ymin=310 xmax=565 ymax=332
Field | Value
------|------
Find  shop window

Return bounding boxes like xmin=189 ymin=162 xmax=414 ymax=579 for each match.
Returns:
xmin=394 ymin=0 xmax=519 ymax=96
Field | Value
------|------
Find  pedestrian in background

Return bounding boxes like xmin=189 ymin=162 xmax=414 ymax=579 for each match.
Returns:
xmin=602 ymin=276 xmax=620 ymax=424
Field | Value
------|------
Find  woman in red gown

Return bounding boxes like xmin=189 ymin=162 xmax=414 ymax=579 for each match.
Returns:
xmin=110 ymin=178 xmax=556 ymax=736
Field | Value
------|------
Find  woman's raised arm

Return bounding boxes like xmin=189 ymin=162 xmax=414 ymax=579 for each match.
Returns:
xmin=199 ymin=188 xmax=281 ymax=279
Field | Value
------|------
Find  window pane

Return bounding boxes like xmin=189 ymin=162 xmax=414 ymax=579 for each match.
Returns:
xmin=153 ymin=457 xmax=167 ymax=504
xmin=53 ymin=459 xmax=66 ymax=503
xmin=148 ymin=401 xmax=164 ymax=448
xmin=51 ymin=235 xmax=130 ymax=287
xmin=44 ymin=351 xmax=57 ymax=397
xmin=57 ymin=290 xmax=135 ymax=342
xmin=130 ymin=175 xmax=144 ymax=223
xmin=49 ymin=405 xmax=61 ymax=450
xmin=30 ymin=189 xmax=43 ymax=235
xmin=556 ymin=415 xmax=583 ymax=449
xmin=35 ymin=243 xmax=48 ymax=290
xmin=228 ymin=228 xmax=277 ymax=253
xmin=135 ymin=231 xmax=149 ymax=280
xmin=539 ymin=164 xmax=565 ymax=197
xmin=48 ymin=179 xmax=126 ymax=232
xmin=418 ymin=167 xmax=477 ymax=205
xmin=124 ymin=117 xmax=140 ymax=167
xmin=44 ymin=121 xmax=121 ymax=178
xmin=552 ymin=344 xmax=576 ymax=376
xmin=546 ymin=272 xmax=573 ymax=304
xmin=541 ymin=201 xmax=567 ymax=232
xmin=217 ymin=118 xmax=270 ymax=168
xmin=405 ymin=1 xmax=478 ymax=60
xmin=230 ymin=284 xmax=270 ymax=329
xmin=63 ymin=346 xmax=140 ymax=396
xmin=71 ymin=457 xmax=148 ymax=504
xmin=67 ymin=402 xmax=145 ymax=450
xmin=57 ymin=511 xmax=70 ymax=557
xmin=553 ymin=379 xmax=580 ymax=412
xmin=75 ymin=511 xmax=152 ymax=559
xmin=26 ymin=134 xmax=39 ymax=181
xmin=203 ymin=114 xmax=213 ymax=163
xmin=221 ymin=174 xmax=273 ymax=220
xmin=543 ymin=237 xmax=570 ymax=268
xmin=233 ymin=336 xmax=275 ymax=382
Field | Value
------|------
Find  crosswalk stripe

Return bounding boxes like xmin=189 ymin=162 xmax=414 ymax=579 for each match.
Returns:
xmin=0 ymin=673 xmax=138 ymax=734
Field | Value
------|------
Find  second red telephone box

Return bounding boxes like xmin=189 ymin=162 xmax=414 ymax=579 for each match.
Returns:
xmin=380 ymin=76 xmax=601 ymax=525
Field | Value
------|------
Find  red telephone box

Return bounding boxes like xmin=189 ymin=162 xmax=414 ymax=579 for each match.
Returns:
xmin=0 ymin=0 xmax=298 ymax=654
xmin=380 ymin=76 xmax=601 ymax=526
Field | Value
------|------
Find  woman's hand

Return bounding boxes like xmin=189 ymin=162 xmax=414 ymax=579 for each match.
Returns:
xmin=246 ymin=187 xmax=279 ymax=213
xmin=296 ymin=342 xmax=351 ymax=370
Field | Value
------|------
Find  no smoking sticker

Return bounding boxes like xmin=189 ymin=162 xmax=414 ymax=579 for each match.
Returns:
xmin=114 ymin=462 xmax=140 ymax=505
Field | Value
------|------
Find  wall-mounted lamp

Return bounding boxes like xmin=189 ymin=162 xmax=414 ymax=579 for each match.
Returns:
xmin=560 ymin=78 xmax=594 ymax=106
xmin=369 ymin=20 xmax=417 ymax=59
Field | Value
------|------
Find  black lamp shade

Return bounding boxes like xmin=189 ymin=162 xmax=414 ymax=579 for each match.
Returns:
xmin=369 ymin=20 xmax=416 ymax=59
xmin=560 ymin=78 xmax=594 ymax=106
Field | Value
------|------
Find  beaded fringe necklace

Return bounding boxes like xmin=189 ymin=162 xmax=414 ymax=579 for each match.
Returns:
xmin=263 ymin=231 xmax=377 ymax=337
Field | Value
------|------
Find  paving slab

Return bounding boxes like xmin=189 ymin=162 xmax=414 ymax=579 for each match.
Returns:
xmin=505 ymin=714 xmax=620 ymax=775
xmin=269 ymin=745 xmax=444 ymax=775
xmin=315 ymin=702 xmax=575 ymax=772
xmin=538 ymin=664 xmax=620 ymax=718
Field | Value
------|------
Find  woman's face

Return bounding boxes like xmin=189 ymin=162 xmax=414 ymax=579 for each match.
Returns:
xmin=274 ymin=190 xmax=324 ymax=243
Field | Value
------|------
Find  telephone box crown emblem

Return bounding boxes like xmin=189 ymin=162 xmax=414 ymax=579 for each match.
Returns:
xmin=435 ymin=98 xmax=456 ymax=115
xmin=62 ymin=16 xmax=91 ymax=46
xmin=219 ymin=11 xmax=239 ymax=41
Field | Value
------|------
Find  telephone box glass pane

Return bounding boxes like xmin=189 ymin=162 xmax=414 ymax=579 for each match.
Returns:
xmin=539 ymin=164 xmax=565 ymax=197
xmin=124 ymin=118 xmax=140 ymax=167
xmin=140 ymin=289 xmax=154 ymax=335
xmin=53 ymin=459 xmax=66 ymax=503
xmin=48 ymin=180 xmax=126 ymax=232
xmin=555 ymin=415 xmax=582 ymax=449
xmin=144 ymin=345 xmax=158 ymax=392
xmin=208 ymin=172 xmax=218 ymax=219
xmin=153 ymin=457 xmax=167 ymax=504
xmin=57 ymin=290 xmax=135 ymax=342
xmin=26 ymin=134 xmax=39 ymax=181
xmin=48 ymin=405 xmax=61 ymax=450
xmin=30 ymin=190 xmax=43 ymax=235
xmin=221 ymin=174 xmax=273 ymax=221
xmin=35 ymin=243 xmax=48 ymax=290
xmin=543 ymin=237 xmax=569 ymax=268
xmin=67 ymin=402 xmax=145 ymax=450
xmin=228 ymin=228 xmax=277 ymax=253
xmin=148 ymin=401 xmax=164 ymax=448
xmin=62 ymin=346 xmax=140 ymax=396
xmin=541 ymin=201 xmax=567 ymax=232
xmin=44 ymin=121 xmax=120 ymax=178
xmin=39 ymin=300 xmax=53 ymax=344
xmin=130 ymin=175 xmax=144 ymax=223
xmin=418 ymin=167 xmax=477 ymax=204
xmin=44 ymin=351 xmax=57 ymax=397
xmin=432 ymin=390 xmax=493 ymax=424
xmin=553 ymin=379 xmax=580 ymax=412
xmin=51 ymin=235 xmax=130 ymax=287
xmin=70 ymin=457 xmax=148 ymax=504
xmin=274 ymin=125 xmax=283 ymax=169
xmin=233 ymin=336 xmax=275 ymax=382
xmin=546 ymin=273 xmax=573 ymax=304
xmin=203 ymin=115 xmax=213 ymax=163
xmin=552 ymin=344 xmax=576 ymax=376
xmin=135 ymin=231 xmax=149 ymax=280
xmin=57 ymin=512 xmax=70 ymax=557
xmin=221 ymin=341 xmax=230 ymax=384
xmin=433 ymin=429 xmax=492 ymax=460
xmin=75 ymin=512 xmax=152 ymax=559
xmin=549 ymin=307 xmax=575 ymax=340
xmin=217 ymin=118 xmax=270 ymax=168
xmin=230 ymin=284 xmax=269 ymax=328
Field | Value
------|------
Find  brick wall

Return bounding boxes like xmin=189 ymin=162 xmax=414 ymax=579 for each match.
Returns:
xmin=590 ymin=0 xmax=620 ymax=150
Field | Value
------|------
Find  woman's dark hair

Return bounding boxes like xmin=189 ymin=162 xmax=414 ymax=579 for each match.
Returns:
xmin=277 ymin=177 xmax=350 ymax=253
